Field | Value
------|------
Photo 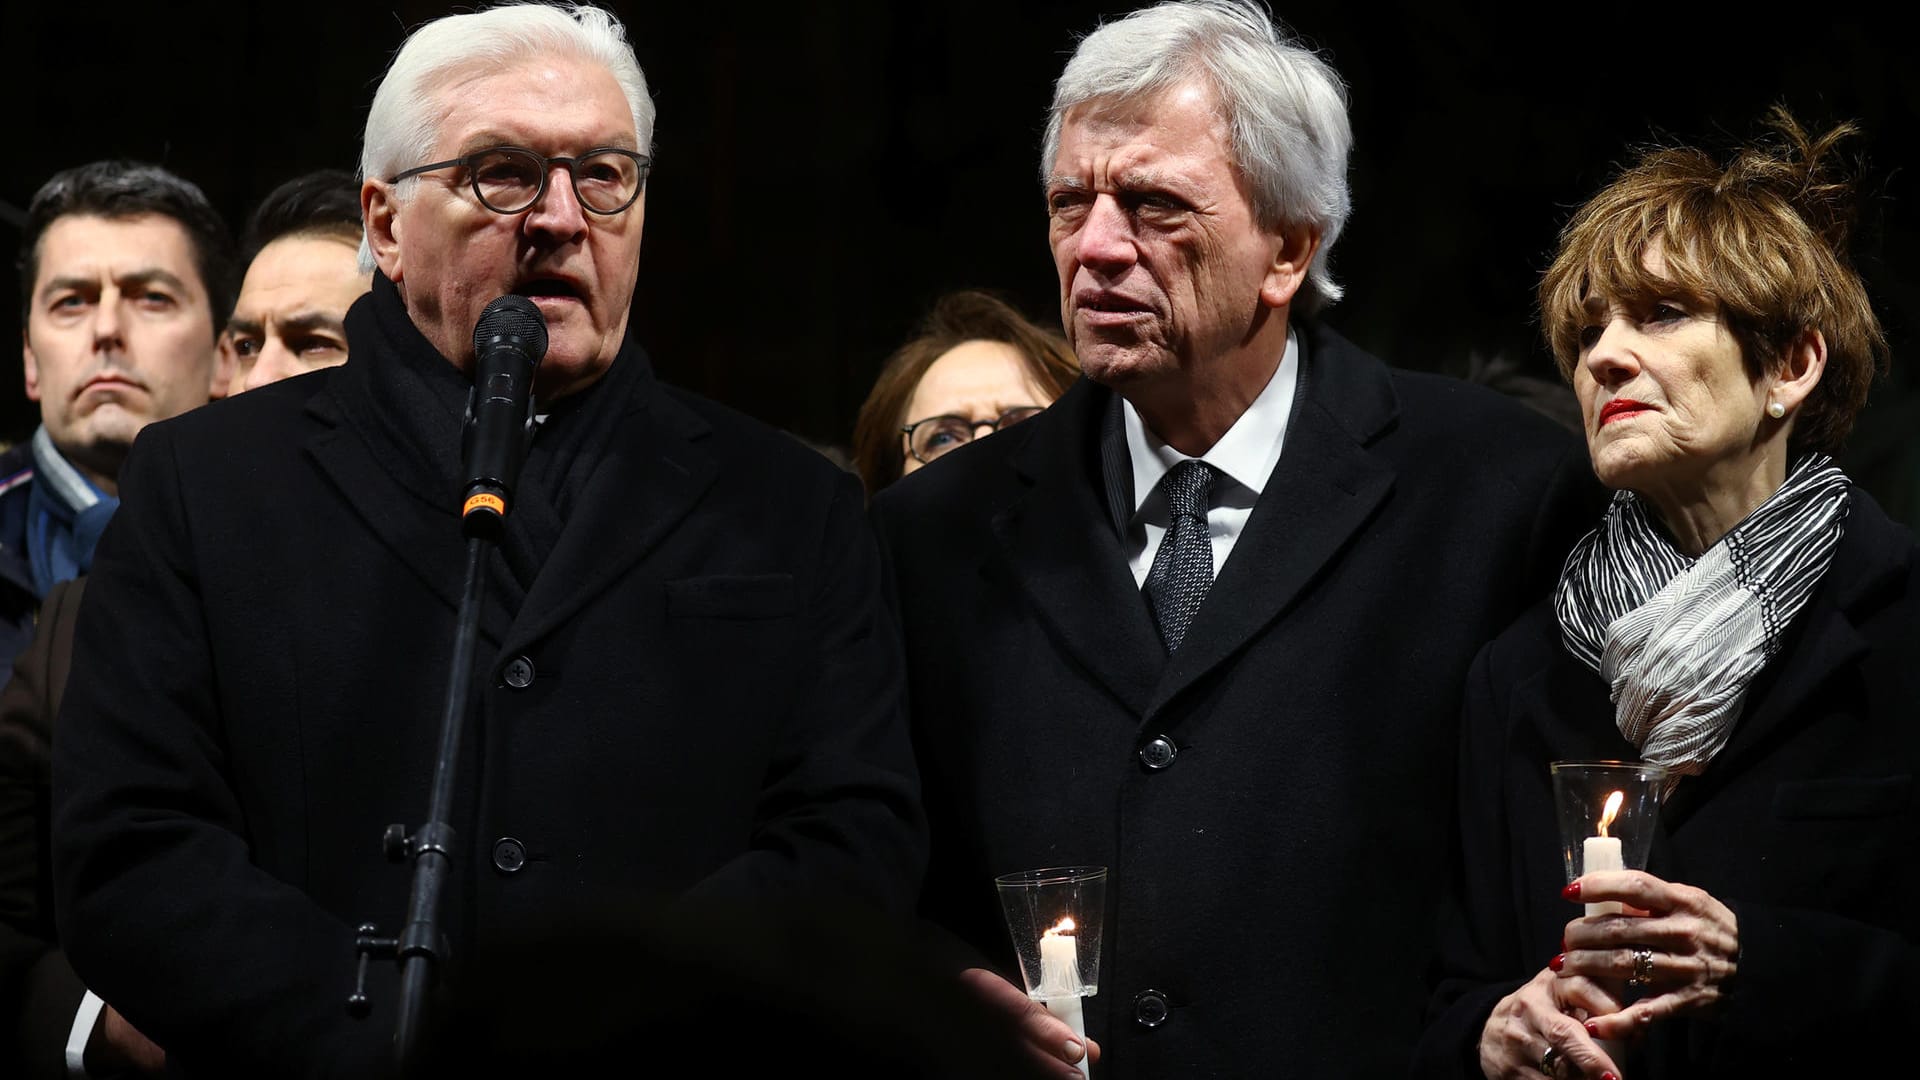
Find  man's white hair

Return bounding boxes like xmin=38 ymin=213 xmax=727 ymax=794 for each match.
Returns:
xmin=357 ymin=2 xmax=655 ymax=270
xmin=1042 ymin=0 xmax=1352 ymax=313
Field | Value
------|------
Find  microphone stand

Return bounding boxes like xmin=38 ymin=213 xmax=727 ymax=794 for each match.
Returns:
xmin=347 ymin=523 xmax=498 ymax=1075
xmin=347 ymin=296 xmax=545 ymax=1074
xmin=402 ymin=532 xmax=491 ymax=1065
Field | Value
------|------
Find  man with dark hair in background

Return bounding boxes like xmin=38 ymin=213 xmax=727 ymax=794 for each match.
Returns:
xmin=1 ymin=161 xmax=235 ymax=674
xmin=1 ymin=159 xmax=234 ymax=1080
xmin=222 ymin=169 xmax=370 ymax=394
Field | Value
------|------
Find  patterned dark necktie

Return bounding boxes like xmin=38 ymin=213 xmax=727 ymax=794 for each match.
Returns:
xmin=1143 ymin=460 xmax=1219 ymax=652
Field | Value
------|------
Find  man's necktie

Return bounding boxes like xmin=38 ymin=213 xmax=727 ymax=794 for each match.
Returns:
xmin=1143 ymin=460 xmax=1219 ymax=652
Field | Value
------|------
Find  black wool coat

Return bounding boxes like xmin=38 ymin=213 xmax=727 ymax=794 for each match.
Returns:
xmin=1414 ymin=489 xmax=1920 ymax=1079
xmin=0 ymin=578 xmax=82 ymax=1080
xmin=873 ymin=321 xmax=1599 ymax=1079
xmin=50 ymin=330 xmax=926 ymax=1077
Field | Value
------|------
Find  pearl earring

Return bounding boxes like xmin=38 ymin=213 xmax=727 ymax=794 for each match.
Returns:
xmin=1767 ymin=399 xmax=1786 ymax=419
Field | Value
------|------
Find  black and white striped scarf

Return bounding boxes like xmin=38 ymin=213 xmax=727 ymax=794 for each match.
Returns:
xmin=1555 ymin=454 xmax=1851 ymax=788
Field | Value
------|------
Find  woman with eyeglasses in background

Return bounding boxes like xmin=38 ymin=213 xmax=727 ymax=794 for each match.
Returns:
xmin=853 ymin=290 xmax=1079 ymax=495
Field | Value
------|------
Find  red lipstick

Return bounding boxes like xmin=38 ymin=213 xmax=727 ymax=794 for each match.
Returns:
xmin=1599 ymin=398 xmax=1652 ymax=426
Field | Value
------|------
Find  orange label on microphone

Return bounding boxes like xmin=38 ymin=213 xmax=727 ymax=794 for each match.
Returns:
xmin=463 ymin=493 xmax=506 ymax=517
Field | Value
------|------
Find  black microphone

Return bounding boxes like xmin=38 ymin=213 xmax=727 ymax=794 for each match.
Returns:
xmin=460 ymin=295 xmax=548 ymax=537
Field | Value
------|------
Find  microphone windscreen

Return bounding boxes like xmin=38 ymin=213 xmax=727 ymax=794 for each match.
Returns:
xmin=472 ymin=295 xmax=548 ymax=363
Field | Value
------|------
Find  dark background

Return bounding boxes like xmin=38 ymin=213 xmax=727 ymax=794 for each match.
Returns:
xmin=4 ymin=1 xmax=1916 ymax=515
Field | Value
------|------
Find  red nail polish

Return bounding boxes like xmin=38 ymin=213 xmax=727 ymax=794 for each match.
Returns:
xmin=1585 ymin=1020 xmax=1599 ymax=1037
xmin=1561 ymin=881 xmax=1581 ymax=901
xmin=1601 ymin=1073 xmax=1618 ymax=1080
xmin=1549 ymin=953 xmax=1565 ymax=972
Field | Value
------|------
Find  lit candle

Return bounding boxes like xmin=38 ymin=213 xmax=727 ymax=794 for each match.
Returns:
xmin=1582 ymin=790 xmax=1625 ymax=917
xmin=1038 ymin=918 xmax=1089 ymax=1077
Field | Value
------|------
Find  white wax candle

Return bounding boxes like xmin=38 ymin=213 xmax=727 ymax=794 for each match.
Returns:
xmin=1039 ymin=931 xmax=1082 ymax=997
xmin=1582 ymin=835 xmax=1623 ymax=916
xmin=1043 ymin=995 xmax=1090 ymax=1079
xmin=1037 ymin=931 xmax=1089 ymax=1077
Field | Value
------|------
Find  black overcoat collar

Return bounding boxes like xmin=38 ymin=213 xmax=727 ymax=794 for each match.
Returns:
xmin=987 ymin=320 xmax=1402 ymax=724
xmin=300 ymin=293 xmax=718 ymax=657
xmin=987 ymin=374 xmax=1163 ymax=717
xmin=504 ymin=383 xmax=717 ymax=651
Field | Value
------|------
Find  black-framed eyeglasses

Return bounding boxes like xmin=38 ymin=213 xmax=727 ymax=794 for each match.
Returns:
xmin=387 ymin=145 xmax=651 ymax=215
xmin=902 ymin=406 xmax=1045 ymax=465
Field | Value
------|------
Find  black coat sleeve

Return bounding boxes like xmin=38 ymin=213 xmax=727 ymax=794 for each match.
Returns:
xmin=2 ymin=579 xmax=88 ymax=1080
xmin=50 ymin=428 xmax=395 ymax=1079
xmin=1411 ymin=640 xmax=1534 ymax=1080
xmin=679 ymin=469 xmax=927 ymax=916
xmin=867 ymin=493 xmax=1002 ymax=980
xmin=1703 ymin=898 xmax=1919 ymax=1071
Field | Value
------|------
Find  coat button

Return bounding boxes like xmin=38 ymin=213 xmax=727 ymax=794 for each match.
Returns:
xmin=1138 ymin=735 xmax=1177 ymax=770
xmin=1133 ymin=989 xmax=1171 ymax=1028
xmin=491 ymin=837 xmax=527 ymax=874
xmin=502 ymin=656 xmax=535 ymax=689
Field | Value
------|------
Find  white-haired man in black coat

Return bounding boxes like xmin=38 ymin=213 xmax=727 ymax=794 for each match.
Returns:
xmin=51 ymin=7 xmax=926 ymax=1076
xmin=873 ymin=3 xmax=1598 ymax=1077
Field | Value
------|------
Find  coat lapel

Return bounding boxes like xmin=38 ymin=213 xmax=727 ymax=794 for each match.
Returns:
xmin=1532 ymin=645 xmax=1642 ymax=763
xmin=505 ymin=383 xmax=717 ymax=650
xmin=989 ymin=381 xmax=1165 ymax=718
xmin=1693 ymin=503 xmax=1905 ymax=781
xmin=1148 ymin=324 xmax=1397 ymax=718
xmin=303 ymin=387 xmax=516 ymax=646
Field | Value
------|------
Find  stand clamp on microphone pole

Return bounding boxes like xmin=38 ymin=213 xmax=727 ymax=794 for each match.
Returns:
xmin=346 ymin=296 xmax=548 ymax=1074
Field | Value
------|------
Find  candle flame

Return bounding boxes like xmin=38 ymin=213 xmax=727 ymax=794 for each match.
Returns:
xmin=1598 ymin=790 xmax=1624 ymax=837
xmin=1044 ymin=917 xmax=1077 ymax=938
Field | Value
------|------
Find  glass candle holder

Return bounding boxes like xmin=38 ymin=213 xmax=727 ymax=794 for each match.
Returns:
xmin=995 ymin=866 xmax=1106 ymax=1077
xmin=994 ymin=866 xmax=1106 ymax=1000
xmin=1549 ymin=760 xmax=1669 ymax=916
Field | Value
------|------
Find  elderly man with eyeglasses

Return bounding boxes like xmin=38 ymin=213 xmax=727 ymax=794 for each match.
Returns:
xmin=49 ymin=6 xmax=925 ymax=1075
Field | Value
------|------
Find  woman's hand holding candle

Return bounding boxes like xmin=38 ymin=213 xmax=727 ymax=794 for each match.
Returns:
xmin=1556 ymin=869 xmax=1741 ymax=1039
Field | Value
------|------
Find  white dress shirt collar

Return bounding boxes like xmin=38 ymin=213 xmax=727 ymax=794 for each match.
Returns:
xmin=1125 ymin=326 xmax=1298 ymax=515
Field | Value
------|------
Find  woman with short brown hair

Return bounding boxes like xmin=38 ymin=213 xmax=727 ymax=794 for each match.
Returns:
xmin=1416 ymin=108 xmax=1918 ymax=1080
